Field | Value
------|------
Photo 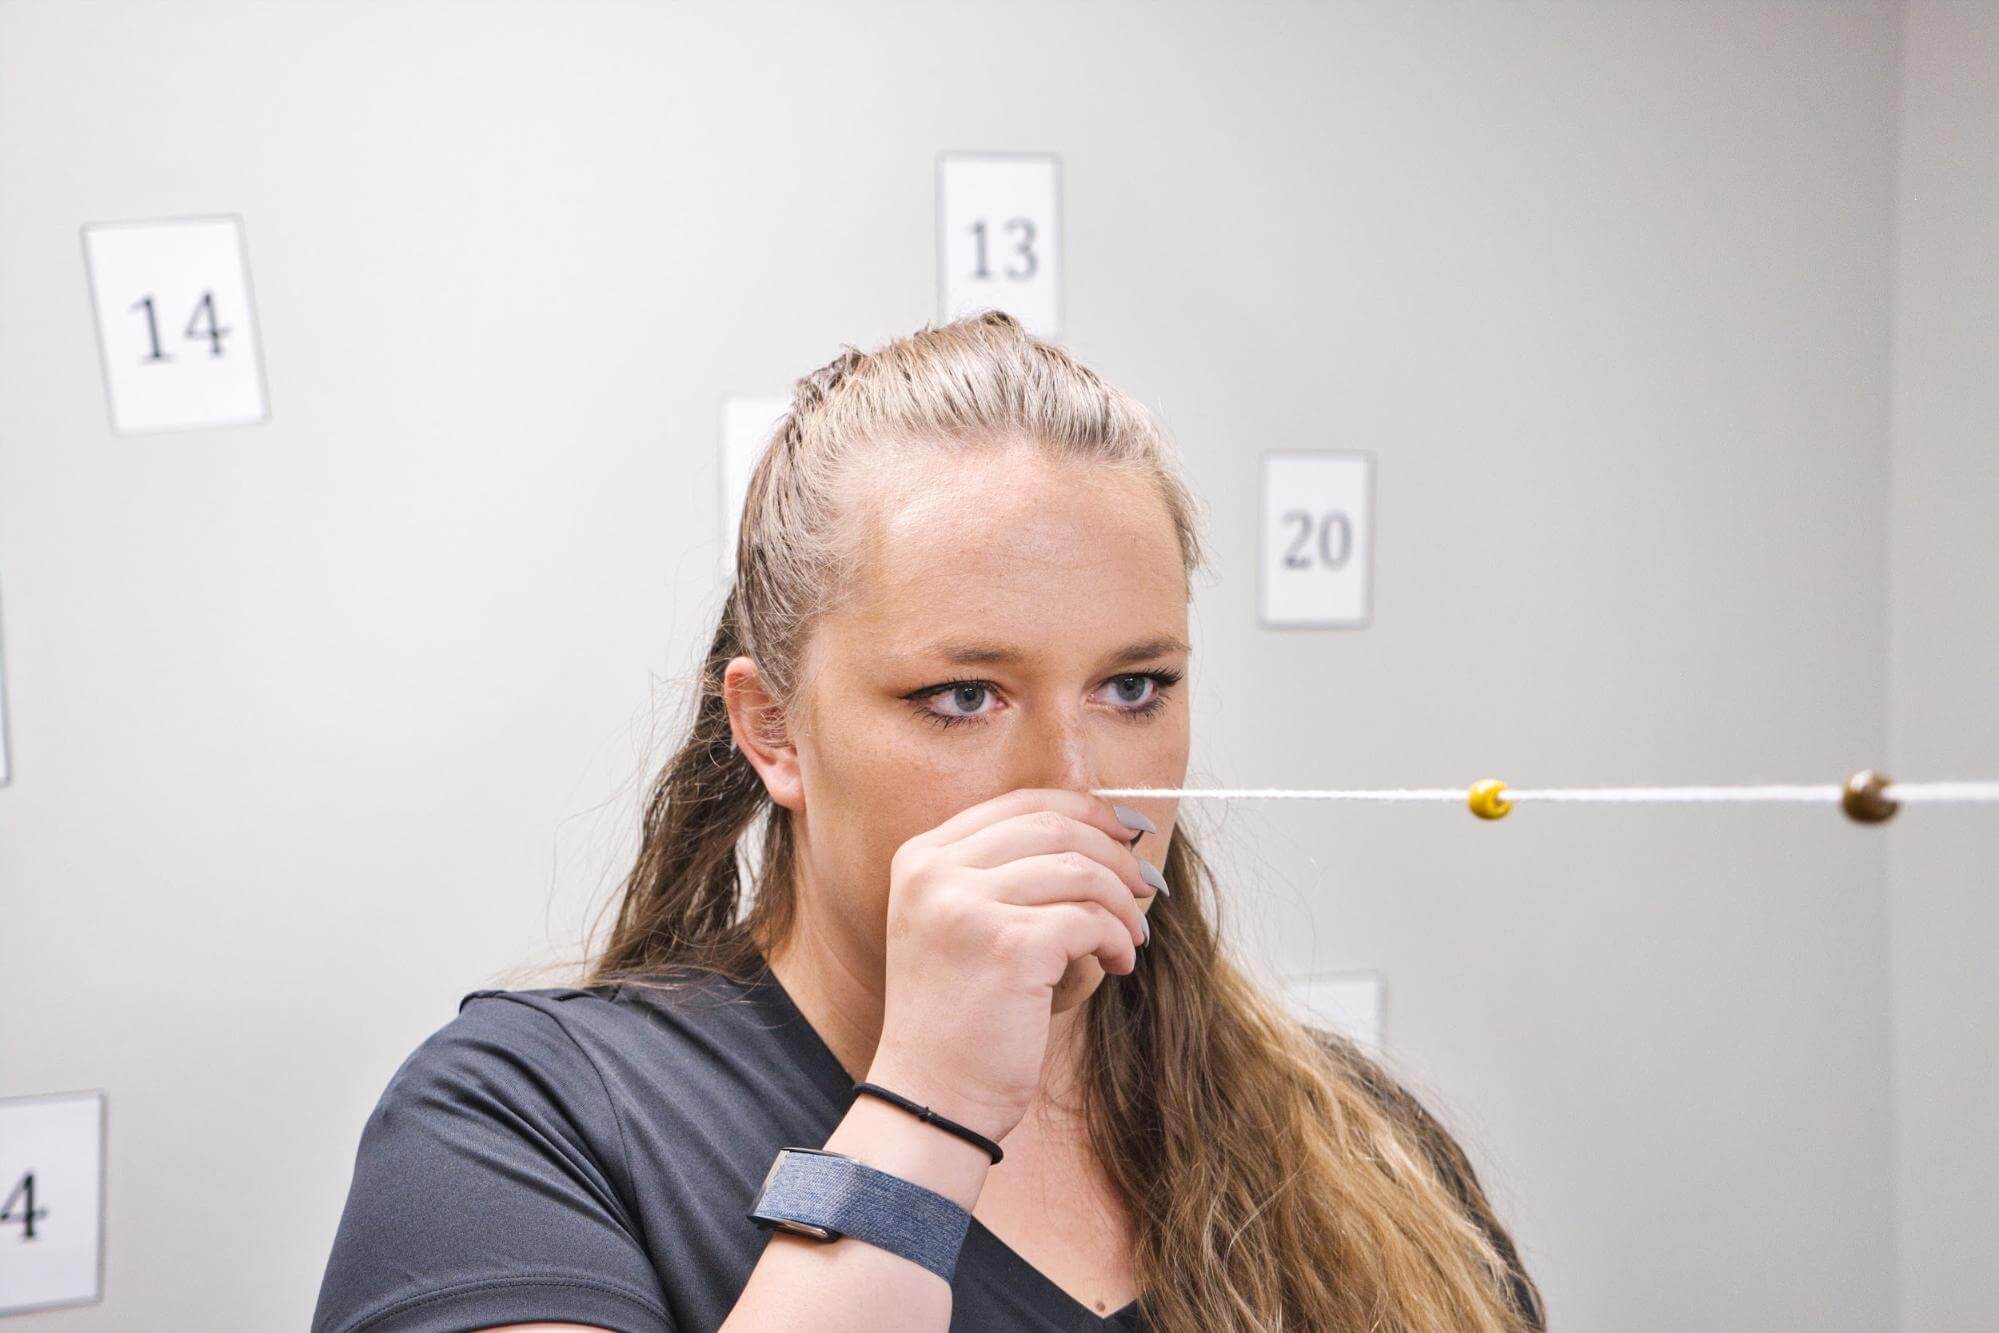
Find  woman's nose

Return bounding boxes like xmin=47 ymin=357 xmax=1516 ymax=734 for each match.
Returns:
xmin=1011 ymin=705 xmax=1098 ymax=791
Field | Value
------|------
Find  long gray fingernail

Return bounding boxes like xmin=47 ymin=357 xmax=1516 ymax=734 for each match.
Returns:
xmin=1111 ymin=803 xmax=1157 ymax=835
xmin=1137 ymin=857 xmax=1169 ymax=897
xmin=1139 ymin=915 xmax=1150 ymax=946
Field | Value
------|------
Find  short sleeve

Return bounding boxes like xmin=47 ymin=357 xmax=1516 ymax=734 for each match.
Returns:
xmin=312 ymin=991 xmax=676 ymax=1333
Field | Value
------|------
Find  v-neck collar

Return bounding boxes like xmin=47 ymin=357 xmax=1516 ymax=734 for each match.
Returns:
xmin=965 ymin=1215 xmax=1145 ymax=1326
xmin=738 ymin=948 xmax=1149 ymax=1328
xmin=735 ymin=949 xmax=861 ymax=1110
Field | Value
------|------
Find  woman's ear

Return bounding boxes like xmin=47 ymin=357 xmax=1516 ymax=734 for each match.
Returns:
xmin=723 ymin=656 xmax=804 ymax=812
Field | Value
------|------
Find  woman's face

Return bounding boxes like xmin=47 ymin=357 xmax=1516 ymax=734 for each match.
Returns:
xmin=737 ymin=444 xmax=1190 ymax=1011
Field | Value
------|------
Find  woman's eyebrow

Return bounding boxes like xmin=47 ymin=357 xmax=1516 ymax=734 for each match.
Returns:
xmin=907 ymin=635 xmax=1191 ymax=668
xmin=1105 ymin=635 xmax=1192 ymax=667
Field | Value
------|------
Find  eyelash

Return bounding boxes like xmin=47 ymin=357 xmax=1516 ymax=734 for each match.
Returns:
xmin=907 ymin=669 xmax=1184 ymax=731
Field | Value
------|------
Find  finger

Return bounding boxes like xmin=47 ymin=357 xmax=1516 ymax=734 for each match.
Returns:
xmin=953 ymin=809 xmax=1151 ymax=901
xmin=1005 ymin=899 xmax=1140 ymax=977
xmin=913 ymin=786 xmax=1143 ymax=856
xmin=983 ymin=852 xmax=1149 ymax=950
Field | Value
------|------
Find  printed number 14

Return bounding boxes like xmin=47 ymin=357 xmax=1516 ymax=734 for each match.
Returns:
xmin=130 ymin=291 xmax=230 ymax=362
xmin=1 ymin=1171 xmax=48 ymax=1241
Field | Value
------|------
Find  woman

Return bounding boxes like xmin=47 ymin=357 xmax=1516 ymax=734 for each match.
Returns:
xmin=313 ymin=312 xmax=1545 ymax=1332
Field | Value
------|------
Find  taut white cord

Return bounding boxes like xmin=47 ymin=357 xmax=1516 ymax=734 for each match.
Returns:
xmin=1089 ymin=775 xmax=1999 ymax=824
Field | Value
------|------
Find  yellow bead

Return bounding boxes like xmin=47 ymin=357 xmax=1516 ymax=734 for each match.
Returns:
xmin=1468 ymin=779 xmax=1512 ymax=820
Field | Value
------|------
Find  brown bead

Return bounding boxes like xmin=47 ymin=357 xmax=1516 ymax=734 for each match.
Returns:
xmin=1840 ymin=770 xmax=1900 ymax=824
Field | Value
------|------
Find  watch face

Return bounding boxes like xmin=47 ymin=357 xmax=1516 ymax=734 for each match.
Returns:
xmin=758 ymin=1152 xmax=788 ymax=1196
xmin=751 ymin=1148 xmax=844 ymax=1242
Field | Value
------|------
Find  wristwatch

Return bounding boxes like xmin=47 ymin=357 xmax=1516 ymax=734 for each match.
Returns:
xmin=746 ymin=1146 xmax=973 ymax=1283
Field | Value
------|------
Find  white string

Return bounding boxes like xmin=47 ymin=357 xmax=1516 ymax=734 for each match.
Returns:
xmin=1090 ymin=781 xmax=1999 ymax=805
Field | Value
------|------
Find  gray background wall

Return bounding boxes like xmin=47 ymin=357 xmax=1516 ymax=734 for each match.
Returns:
xmin=0 ymin=1 xmax=1983 ymax=1329
xmin=1889 ymin=3 xmax=1999 ymax=1330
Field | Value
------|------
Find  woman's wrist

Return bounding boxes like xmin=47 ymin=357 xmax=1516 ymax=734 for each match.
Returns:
xmin=823 ymin=1070 xmax=996 ymax=1212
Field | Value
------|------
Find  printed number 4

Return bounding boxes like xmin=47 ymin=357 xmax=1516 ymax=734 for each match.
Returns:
xmin=968 ymin=218 xmax=1037 ymax=281
xmin=130 ymin=291 xmax=230 ymax=362
xmin=1 ymin=1171 xmax=47 ymax=1241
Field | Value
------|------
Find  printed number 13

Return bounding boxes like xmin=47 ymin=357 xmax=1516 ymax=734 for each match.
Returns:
xmin=968 ymin=218 xmax=1037 ymax=281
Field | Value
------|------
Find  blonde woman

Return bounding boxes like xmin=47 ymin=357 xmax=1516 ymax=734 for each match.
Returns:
xmin=313 ymin=312 xmax=1545 ymax=1332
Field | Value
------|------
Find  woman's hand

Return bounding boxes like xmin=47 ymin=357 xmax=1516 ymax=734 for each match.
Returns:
xmin=865 ymin=787 xmax=1159 ymax=1147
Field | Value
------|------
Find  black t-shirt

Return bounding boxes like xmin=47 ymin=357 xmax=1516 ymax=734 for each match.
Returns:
xmin=312 ymin=954 xmax=1147 ymax=1333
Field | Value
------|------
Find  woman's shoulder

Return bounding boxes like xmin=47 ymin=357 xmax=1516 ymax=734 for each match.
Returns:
xmin=447 ymin=980 xmax=635 ymax=1054
xmin=357 ymin=984 xmax=639 ymax=1176
xmin=315 ymin=983 xmax=685 ymax=1333
xmin=1304 ymin=1026 xmax=1478 ymax=1178
xmin=435 ymin=965 xmax=752 ymax=1066
xmin=1304 ymin=1025 xmax=1548 ymax=1330
xmin=1303 ymin=1025 xmax=1485 ymax=1192
xmin=404 ymin=963 xmax=829 ymax=1121
xmin=367 ymin=974 xmax=723 ymax=1141
xmin=344 ymin=968 xmax=768 ymax=1208
xmin=382 ymin=983 xmax=622 ymax=1085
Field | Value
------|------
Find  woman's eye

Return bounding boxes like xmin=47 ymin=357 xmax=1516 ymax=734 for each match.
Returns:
xmin=913 ymin=682 xmax=997 ymax=728
xmin=906 ymin=670 xmax=1180 ymax=731
xmin=1102 ymin=669 xmax=1181 ymax=716
xmin=940 ymin=683 xmax=993 ymax=717
xmin=1102 ymin=674 xmax=1157 ymax=707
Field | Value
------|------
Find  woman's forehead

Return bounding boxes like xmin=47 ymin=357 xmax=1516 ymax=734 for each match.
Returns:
xmin=821 ymin=534 xmax=1189 ymax=674
xmin=860 ymin=459 xmax=1176 ymax=586
xmin=805 ymin=449 xmax=1186 ymax=658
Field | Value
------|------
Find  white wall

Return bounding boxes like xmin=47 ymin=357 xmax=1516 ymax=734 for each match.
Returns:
xmin=1887 ymin=3 xmax=1999 ymax=1330
xmin=0 ymin=2 xmax=1936 ymax=1328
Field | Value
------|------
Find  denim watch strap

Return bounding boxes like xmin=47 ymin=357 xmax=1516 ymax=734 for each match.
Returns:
xmin=749 ymin=1147 xmax=973 ymax=1283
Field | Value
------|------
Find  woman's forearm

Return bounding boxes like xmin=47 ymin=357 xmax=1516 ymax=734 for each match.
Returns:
xmin=718 ymin=1093 xmax=993 ymax=1331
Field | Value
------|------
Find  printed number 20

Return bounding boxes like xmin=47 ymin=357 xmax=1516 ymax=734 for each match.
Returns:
xmin=1282 ymin=510 xmax=1353 ymax=570
xmin=968 ymin=218 xmax=1037 ymax=281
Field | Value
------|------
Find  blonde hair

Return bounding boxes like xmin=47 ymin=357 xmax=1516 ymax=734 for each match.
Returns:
xmin=580 ymin=311 xmax=1545 ymax=1331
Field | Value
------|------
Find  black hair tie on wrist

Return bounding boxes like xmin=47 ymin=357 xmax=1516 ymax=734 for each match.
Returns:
xmin=850 ymin=1081 xmax=1005 ymax=1164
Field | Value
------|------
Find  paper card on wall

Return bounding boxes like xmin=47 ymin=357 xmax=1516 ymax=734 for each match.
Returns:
xmin=1286 ymin=971 xmax=1385 ymax=1054
xmin=0 ymin=1091 xmax=106 ymax=1315
xmin=721 ymin=397 xmax=791 ymax=579
xmin=81 ymin=214 xmax=270 ymax=434
xmin=0 ymin=591 xmax=11 ymax=785
xmin=938 ymin=153 xmax=1061 ymax=339
xmin=1259 ymin=451 xmax=1374 ymax=629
